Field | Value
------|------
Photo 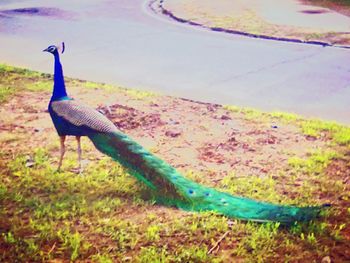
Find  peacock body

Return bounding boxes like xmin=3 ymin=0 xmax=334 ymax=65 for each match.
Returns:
xmin=44 ymin=44 xmax=325 ymax=224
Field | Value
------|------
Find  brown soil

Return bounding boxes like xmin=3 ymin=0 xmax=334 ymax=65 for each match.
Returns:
xmin=0 ymin=85 xmax=326 ymax=188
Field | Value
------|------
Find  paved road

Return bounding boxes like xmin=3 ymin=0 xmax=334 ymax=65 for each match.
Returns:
xmin=0 ymin=0 xmax=349 ymax=124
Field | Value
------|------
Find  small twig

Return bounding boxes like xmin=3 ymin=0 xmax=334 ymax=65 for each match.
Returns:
xmin=47 ymin=242 xmax=56 ymax=255
xmin=207 ymin=231 xmax=229 ymax=254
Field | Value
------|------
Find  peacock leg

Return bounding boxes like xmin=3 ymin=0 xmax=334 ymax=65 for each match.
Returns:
xmin=57 ymin=135 xmax=66 ymax=171
xmin=76 ymin=136 xmax=82 ymax=173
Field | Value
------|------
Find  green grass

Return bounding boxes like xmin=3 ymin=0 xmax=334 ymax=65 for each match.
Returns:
xmin=0 ymin=64 xmax=51 ymax=103
xmin=4 ymin=144 xmax=344 ymax=261
xmin=234 ymin=222 xmax=280 ymax=261
xmin=57 ymin=228 xmax=84 ymax=261
xmin=0 ymin=64 xmax=158 ymax=104
xmin=146 ymin=225 xmax=161 ymax=242
xmin=1 ymin=131 xmax=349 ymax=261
xmin=123 ymin=88 xmax=157 ymax=100
xmin=1 ymin=64 xmax=349 ymax=261
xmin=224 ymin=105 xmax=350 ymax=146
xmin=137 ymin=245 xmax=213 ymax=263
xmin=0 ymin=147 xmax=144 ymax=261
xmin=284 ymin=149 xmax=348 ymax=205
xmin=0 ymin=85 xmax=15 ymax=103
xmin=287 ymin=149 xmax=338 ymax=175
xmin=220 ymin=173 xmax=286 ymax=204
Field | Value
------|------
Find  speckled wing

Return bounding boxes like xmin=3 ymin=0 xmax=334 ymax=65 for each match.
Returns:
xmin=51 ymin=100 xmax=118 ymax=133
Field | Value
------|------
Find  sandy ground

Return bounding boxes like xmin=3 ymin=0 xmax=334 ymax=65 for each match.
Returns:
xmin=161 ymin=0 xmax=350 ymax=45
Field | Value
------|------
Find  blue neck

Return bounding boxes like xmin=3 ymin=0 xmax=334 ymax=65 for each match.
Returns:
xmin=51 ymin=52 xmax=67 ymax=101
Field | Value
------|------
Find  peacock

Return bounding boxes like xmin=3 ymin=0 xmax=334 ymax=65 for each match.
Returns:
xmin=43 ymin=43 xmax=326 ymax=224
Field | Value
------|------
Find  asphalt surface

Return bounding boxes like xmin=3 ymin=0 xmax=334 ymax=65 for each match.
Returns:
xmin=0 ymin=0 xmax=349 ymax=124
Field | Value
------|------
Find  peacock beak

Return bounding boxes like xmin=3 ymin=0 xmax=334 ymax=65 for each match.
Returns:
xmin=43 ymin=48 xmax=49 ymax=52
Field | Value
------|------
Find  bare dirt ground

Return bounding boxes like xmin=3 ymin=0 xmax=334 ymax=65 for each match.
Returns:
xmin=159 ymin=0 xmax=350 ymax=46
xmin=0 ymin=85 xmax=327 ymax=189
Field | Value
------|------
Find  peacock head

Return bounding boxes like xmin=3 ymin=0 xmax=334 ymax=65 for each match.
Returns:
xmin=43 ymin=42 xmax=65 ymax=55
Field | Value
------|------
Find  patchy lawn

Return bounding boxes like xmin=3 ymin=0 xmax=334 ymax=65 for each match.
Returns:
xmin=0 ymin=64 xmax=349 ymax=262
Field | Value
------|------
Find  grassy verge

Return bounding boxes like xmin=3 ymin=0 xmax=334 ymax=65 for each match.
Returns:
xmin=160 ymin=0 xmax=350 ymax=45
xmin=223 ymin=106 xmax=350 ymax=146
xmin=0 ymin=64 xmax=156 ymax=102
xmin=1 ymin=64 xmax=349 ymax=262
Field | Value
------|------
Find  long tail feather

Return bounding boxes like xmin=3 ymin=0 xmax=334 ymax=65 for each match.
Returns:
xmin=88 ymin=131 xmax=325 ymax=224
